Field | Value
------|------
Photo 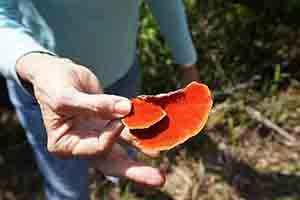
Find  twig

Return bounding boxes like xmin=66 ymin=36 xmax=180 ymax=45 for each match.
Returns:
xmin=245 ymin=106 xmax=296 ymax=143
xmin=210 ymin=101 xmax=236 ymax=115
xmin=210 ymin=76 xmax=297 ymax=146
xmin=213 ymin=75 xmax=261 ymax=98
xmin=173 ymin=167 xmax=193 ymax=186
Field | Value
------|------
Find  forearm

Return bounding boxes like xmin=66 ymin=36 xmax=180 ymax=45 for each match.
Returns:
xmin=146 ymin=0 xmax=198 ymax=65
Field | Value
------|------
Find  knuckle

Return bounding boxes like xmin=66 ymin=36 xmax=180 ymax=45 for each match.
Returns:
xmin=47 ymin=143 xmax=58 ymax=155
xmin=51 ymin=95 xmax=69 ymax=112
xmin=94 ymin=103 xmax=114 ymax=119
xmin=96 ymin=145 xmax=106 ymax=155
xmin=96 ymin=140 xmax=113 ymax=156
xmin=92 ymin=103 xmax=105 ymax=115
xmin=47 ymin=144 xmax=70 ymax=159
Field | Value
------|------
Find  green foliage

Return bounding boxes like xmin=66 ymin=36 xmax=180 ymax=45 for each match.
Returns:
xmin=2 ymin=1 xmax=300 ymax=199
xmin=139 ymin=2 xmax=177 ymax=94
xmin=270 ymin=64 xmax=282 ymax=94
xmin=139 ymin=0 xmax=300 ymax=95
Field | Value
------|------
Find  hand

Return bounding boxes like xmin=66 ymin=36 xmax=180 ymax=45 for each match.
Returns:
xmin=180 ymin=64 xmax=200 ymax=86
xmin=16 ymin=53 xmax=134 ymax=158
xmin=93 ymin=144 xmax=165 ymax=187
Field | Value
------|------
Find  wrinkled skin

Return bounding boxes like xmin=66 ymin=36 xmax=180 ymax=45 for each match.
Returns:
xmin=16 ymin=52 xmax=165 ymax=187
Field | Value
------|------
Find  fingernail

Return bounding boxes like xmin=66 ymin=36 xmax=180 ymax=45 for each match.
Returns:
xmin=114 ymin=100 xmax=131 ymax=116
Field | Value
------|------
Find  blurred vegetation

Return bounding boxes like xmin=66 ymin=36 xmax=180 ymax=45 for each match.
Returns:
xmin=129 ymin=0 xmax=300 ymax=199
xmin=1 ymin=0 xmax=300 ymax=199
xmin=140 ymin=0 xmax=300 ymax=95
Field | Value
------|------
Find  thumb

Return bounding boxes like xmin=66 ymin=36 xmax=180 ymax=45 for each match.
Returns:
xmin=94 ymin=144 xmax=166 ymax=187
xmin=70 ymin=90 xmax=132 ymax=120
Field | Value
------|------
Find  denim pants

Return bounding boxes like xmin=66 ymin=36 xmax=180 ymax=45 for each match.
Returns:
xmin=6 ymin=62 xmax=140 ymax=200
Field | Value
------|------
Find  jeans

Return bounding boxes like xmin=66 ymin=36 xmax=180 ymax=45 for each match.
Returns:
xmin=6 ymin=62 xmax=140 ymax=200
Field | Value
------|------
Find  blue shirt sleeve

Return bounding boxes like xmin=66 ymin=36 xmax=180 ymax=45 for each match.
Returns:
xmin=0 ymin=0 xmax=53 ymax=91
xmin=146 ymin=0 xmax=198 ymax=65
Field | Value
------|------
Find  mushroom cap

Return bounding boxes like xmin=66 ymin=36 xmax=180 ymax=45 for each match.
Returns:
xmin=122 ymin=81 xmax=213 ymax=151
xmin=121 ymin=98 xmax=166 ymax=129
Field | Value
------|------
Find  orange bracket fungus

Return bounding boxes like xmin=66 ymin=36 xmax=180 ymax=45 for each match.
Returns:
xmin=122 ymin=81 xmax=213 ymax=151
xmin=122 ymin=98 xmax=166 ymax=129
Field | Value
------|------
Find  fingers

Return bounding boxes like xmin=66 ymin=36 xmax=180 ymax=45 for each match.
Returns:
xmin=72 ymin=120 xmax=124 ymax=157
xmin=96 ymin=120 xmax=124 ymax=155
xmin=118 ymin=160 xmax=165 ymax=188
xmin=181 ymin=64 xmax=200 ymax=86
xmin=54 ymin=89 xmax=132 ymax=120
xmin=49 ymin=120 xmax=124 ymax=158
xmin=120 ymin=128 xmax=160 ymax=158
xmin=95 ymin=144 xmax=165 ymax=187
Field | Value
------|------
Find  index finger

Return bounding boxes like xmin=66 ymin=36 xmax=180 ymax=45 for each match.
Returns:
xmin=119 ymin=128 xmax=160 ymax=158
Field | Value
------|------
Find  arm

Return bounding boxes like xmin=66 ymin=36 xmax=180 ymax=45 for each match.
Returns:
xmin=0 ymin=0 xmax=132 ymax=158
xmin=0 ymin=1 xmax=165 ymax=187
xmin=145 ymin=0 xmax=199 ymax=85
xmin=0 ymin=0 xmax=130 ymax=160
xmin=0 ymin=0 xmax=51 ymax=88
xmin=145 ymin=0 xmax=197 ymax=65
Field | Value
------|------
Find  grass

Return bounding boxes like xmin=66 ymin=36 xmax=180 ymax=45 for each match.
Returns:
xmin=1 ymin=77 xmax=299 ymax=200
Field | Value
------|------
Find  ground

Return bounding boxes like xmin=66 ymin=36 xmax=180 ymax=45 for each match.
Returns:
xmin=0 ymin=79 xmax=299 ymax=200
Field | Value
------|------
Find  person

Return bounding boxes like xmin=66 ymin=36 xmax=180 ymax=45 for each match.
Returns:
xmin=0 ymin=0 xmax=199 ymax=199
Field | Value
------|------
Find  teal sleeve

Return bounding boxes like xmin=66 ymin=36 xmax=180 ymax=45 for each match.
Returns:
xmin=146 ymin=0 xmax=198 ymax=65
xmin=0 ymin=0 xmax=54 ymax=93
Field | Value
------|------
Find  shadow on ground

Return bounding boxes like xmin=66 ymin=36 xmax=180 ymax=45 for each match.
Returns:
xmin=185 ymin=134 xmax=300 ymax=200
